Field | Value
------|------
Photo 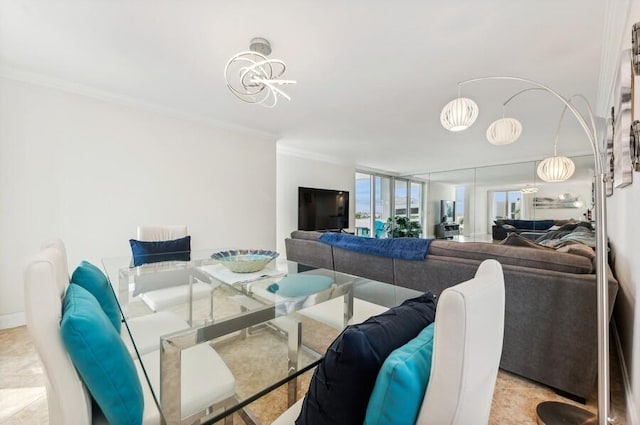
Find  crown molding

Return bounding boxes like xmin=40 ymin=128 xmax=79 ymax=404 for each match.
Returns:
xmin=276 ymin=143 xmax=355 ymax=167
xmin=596 ymin=0 xmax=633 ymax=117
xmin=0 ymin=64 xmax=277 ymax=142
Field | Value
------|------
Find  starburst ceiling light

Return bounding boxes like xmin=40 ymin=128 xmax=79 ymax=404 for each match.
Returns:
xmin=440 ymin=76 xmax=609 ymax=425
xmin=224 ymin=37 xmax=296 ymax=108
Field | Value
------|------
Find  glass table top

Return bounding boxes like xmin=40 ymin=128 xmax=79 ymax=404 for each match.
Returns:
xmin=102 ymin=249 xmax=422 ymax=424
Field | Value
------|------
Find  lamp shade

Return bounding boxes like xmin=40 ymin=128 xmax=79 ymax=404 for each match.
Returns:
xmin=486 ymin=117 xmax=522 ymax=145
xmin=440 ymin=98 xmax=479 ymax=131
xmin=537 ymin=156 xmax=575 ymax=182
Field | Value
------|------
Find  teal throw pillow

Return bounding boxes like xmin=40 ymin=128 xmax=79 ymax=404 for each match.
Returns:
xmin=364 ymin=322 xmax=436 ymax=425
xmin=267 ymin=274 xmax=334 ymax=297
xmin=71 ymin=260 xmax=121 ymax=333
xmin=60 ymin=284 xmax=144 ymax=425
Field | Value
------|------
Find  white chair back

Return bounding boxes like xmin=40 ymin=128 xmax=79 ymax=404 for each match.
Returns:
xmin=416 ymin=259 xmax=505 ymax=425
xmin=137 ymin=225 xmax=188 ymax=242
xmin=24 ymin=242 xmax=93 ymax=425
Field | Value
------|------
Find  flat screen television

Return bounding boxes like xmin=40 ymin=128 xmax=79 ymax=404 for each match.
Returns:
xmin=298 ymin=187 xmax=349 ymax=231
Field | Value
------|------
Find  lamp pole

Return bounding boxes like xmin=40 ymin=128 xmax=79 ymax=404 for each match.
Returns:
xmin=453 ymin=76 xmax=610 ymax=425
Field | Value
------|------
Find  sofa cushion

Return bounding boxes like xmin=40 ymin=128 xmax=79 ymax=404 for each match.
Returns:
xmin=290 ymin=230 xmax=324 ymax=241
xmin=428 ymin=240 xmax=593 ymax=274
xmin=129 ymin=235 xmax=191 ymax=267
xmin=71 ymin=261 xmax=121 ymax=333
xmin=364 ymin=323 xmax=436 ymax=425
xmin=60 ymin=284 xmax=144 ymax=425
xmin=295 ymin=293 xmax=437 ymax=425
xmin=500 ymin=234 xmax=555 ymax=251
xmin=555 ymin=243 xmax=596 ymax=261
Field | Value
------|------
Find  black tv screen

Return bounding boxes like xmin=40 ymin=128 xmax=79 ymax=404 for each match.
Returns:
xmin=298 ymin=187 xmax=349 ymax=231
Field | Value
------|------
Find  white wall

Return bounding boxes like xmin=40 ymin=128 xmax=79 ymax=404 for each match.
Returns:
xmin=606 ymin=3 xmax=640 ymax=423
xmin=0 ymin=78 xmax=277 ymax=328
xmin=276 ymin=150 xmax=355 ymax=256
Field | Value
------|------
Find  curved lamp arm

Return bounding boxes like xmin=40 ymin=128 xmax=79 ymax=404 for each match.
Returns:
xmin=456 ymin=76 xmax=610 ymax=425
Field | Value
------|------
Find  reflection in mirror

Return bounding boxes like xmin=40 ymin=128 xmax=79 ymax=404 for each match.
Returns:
xmin=476 ymin=161 xmax=537 ymax=242
xmin=420 ymin=168 xmax=476 ymax=241
xmin=410 ymin=155 xmax=593 ymax=243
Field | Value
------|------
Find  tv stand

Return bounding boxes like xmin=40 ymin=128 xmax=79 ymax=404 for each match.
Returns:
xmin=435 ymin=222 xmax=460 ymax=239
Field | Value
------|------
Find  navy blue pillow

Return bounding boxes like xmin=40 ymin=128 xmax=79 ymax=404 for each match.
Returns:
xmin=129 ymin=236 xmax=191 ymax=267
xmin=295 ymin=293 xmax=437 ymax=425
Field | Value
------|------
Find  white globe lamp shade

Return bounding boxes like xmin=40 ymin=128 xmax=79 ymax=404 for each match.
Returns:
xmin=537 ymin=156 xmax=576 ymax=182
xmin=486 ymin=117 xmax=522 ymax=145
xmin=440 ymin=98 xmax=479 ymax=131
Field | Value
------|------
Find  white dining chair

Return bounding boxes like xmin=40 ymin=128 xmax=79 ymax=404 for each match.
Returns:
xmin=134 ymin=225 xmax=214 ymax=323
xmin=272 ymin=259 xmax=505 ymax=425
xmin=24 ymin=240 xmax=237 ymax=425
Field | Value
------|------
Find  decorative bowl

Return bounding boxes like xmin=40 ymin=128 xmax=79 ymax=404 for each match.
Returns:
xmin=211 ymin=249 xmax=279 ymax=273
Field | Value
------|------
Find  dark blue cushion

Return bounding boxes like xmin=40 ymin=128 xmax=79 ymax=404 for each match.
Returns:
xmin=129 ymin=235 xmax=191 ymax=267
xmin=511 ymin=219 xmax=555 ymax=231
xmin=60 ymin=284 xmax=144 ymax=425
xmin=71 ymin=261 xmax=121 ymax=333
xmin=295 ymin=293 xmax=437 ymax=425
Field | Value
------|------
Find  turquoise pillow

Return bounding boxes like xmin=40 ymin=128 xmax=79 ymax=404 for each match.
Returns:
xmin=71 ymin=261 xmax=121 ymax=333
xmin=364 ymin=323 xmax=436 ymax=425
xmin=60 ymin=284 xmax=144 ymax=425
xmin=266 ymin=274 xmax=333 ymax=297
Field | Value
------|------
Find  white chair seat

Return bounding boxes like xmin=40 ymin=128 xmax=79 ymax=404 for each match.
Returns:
xmin=298 ymin=297 xmax=389 ymax=329
xmin=139 ymin=281 xmax=213 ymax=311
xmin=123 ymin=311 xmax=190 ymax=355
xmin=141 ymin=343 xmax=236 ymax=419
xmin=271 ymin=399 xmax=303 ymax=425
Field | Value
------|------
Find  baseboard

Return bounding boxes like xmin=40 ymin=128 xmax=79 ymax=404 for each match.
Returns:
xmin=0 ymin=311 xmax=26 ymax=330
xmin=612 ymin=320 xmax=639 ymax=425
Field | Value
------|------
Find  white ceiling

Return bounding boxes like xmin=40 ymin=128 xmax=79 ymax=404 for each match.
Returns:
xmin=0 ymin=0 xmax=613 ymax=175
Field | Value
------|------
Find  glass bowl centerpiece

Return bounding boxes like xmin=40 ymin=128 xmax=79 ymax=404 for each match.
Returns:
xmin=211 ymin=249 xmax=279 ymax=273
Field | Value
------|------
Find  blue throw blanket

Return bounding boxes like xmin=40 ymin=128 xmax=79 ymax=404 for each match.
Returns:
xmin=318 ymin=233 xmax=432 ymax=260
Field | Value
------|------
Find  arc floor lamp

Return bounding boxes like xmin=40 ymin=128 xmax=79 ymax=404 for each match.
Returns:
xmin=440 ymin=76 xmax=610 ymax=425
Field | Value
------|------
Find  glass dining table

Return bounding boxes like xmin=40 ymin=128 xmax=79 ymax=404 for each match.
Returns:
xmin=102 ymin=249 xmax=422 ymax=425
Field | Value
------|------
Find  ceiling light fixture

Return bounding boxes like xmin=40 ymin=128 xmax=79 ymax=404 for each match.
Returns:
xmin=441 ymin=76 xmax=609 ymax=425
xmin=486 ymin=90 xmax=526 ymax=145
xmin=486 ymin=117 xmax=522 ymax=145
xmin=224 ymin=37 xmax=296 ymax=108
xmin=440 ymin=86 xmax=478 ymax=131
xmin=537 ymin=105 xmax=576 ymax=182
xmin=520 ymin=186 xmax=538 ymax=194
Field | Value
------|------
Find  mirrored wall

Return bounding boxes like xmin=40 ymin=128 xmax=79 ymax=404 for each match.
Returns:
xmin=412 ymin=155 xmax=594 ymax=242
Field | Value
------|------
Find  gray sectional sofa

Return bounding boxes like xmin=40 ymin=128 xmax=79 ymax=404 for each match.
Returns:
xmin=284 ymin=230 xmax=618 ymax=401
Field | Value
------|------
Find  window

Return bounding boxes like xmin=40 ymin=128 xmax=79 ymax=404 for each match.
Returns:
xmin=355 ymin=173 xmax=372 ymax=236
xmin=410 ymin=182 xmax=422 ymax=222
xmin=394 ymin=179 xmax=408 ymax=217
xmin=455 ymin=186 xmax=465 ymax=230
xmin=374 ymin=176 xmax=391 ymax=238
xmin=491 ymin=190 xmax=521 ymax=221
xmin=355 ymin=172 xmax=424 ymax=238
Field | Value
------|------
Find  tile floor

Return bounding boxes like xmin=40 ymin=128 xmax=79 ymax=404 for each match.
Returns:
xmin=0 ymin=325 xmax=628 ymax=425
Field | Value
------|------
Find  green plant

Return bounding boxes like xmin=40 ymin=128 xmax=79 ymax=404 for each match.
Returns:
xmin=383 ymin=216 xmax=423 ymax=238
